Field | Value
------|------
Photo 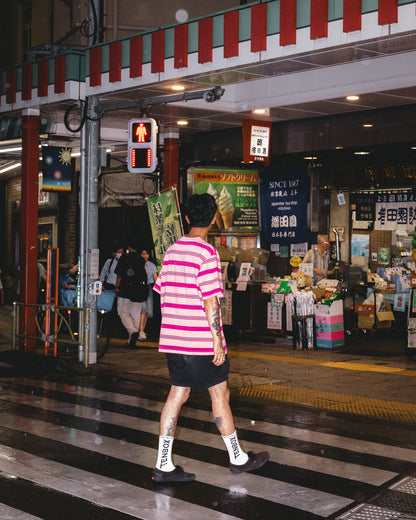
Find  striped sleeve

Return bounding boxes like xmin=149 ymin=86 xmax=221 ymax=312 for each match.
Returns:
xmin=197 ymin=249 xmax=224 ymax=300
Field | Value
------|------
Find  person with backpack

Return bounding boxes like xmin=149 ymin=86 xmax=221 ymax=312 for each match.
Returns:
xmin=114 ymin=241 xmax=149 ymax=347
xmin=100 ymin=245 xmax=124 ymax=290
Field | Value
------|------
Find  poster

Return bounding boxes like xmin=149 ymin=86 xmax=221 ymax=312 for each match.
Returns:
xmin=41 ymin=146 xmax=72 ymax=191
xmin=147 ymin=188 xmax=183 ymax=270
xmin=193 ymin=168 xmax=259 ymax=230
xmin=378 ymin=247 xmax=390 ymax=265
xmin=351 ymin=234 xmax=369 ymax=257
xmin=260 ymin=169 xmax=308 ymax=245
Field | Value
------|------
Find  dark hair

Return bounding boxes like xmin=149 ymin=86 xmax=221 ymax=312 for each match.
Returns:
xmin=184 ymin=194 xmax=217 ymax=228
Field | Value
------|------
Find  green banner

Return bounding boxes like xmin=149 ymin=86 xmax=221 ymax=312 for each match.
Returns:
xmin=147 ymin=188 xmax=183 ymax=270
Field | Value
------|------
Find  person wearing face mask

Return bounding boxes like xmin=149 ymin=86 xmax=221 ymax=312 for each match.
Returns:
xmin=140 ymin=249 xmax=158 ymax=340
xmin=100 ymin=245 xmax=125 ymax=291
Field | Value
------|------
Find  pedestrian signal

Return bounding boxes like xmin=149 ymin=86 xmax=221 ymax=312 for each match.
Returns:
xmin=127 ymin=118 xmax=158 ymax=173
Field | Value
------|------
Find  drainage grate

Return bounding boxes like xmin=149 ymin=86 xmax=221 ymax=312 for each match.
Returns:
xmin=337 ymin=503 xmax=416 ymax=519
xmin=391 ymin=478 xmax=416 ymax=496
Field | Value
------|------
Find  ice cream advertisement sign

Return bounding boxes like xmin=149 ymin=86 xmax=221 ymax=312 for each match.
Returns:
xmin=192 ymin=168 xmax=259 ymax=230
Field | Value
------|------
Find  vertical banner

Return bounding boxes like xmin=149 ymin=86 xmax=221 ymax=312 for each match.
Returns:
xmin=147 ymin=188 xmax=184 ymax=270
xmin=260 ymin=169 xmax=308 ymax=244
xmin=192 ymin=168 xmax=259 ymax=230
xmin=41 ymin=146 xmax=72 ymax=191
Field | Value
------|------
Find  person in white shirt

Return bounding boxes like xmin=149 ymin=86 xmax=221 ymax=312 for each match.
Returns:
xmin=303 ymin=234 xmax=334 ymax=284
xmin=100 ymin=245 xmax=124 ymax=290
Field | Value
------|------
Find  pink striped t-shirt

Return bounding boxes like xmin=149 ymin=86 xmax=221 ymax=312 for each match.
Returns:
xmin=153 ymin=236 xmax=226 ymax=355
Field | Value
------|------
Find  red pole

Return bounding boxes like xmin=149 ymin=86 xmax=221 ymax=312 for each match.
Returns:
xmin=163 ymin=136 xmax=179 ymax=190
xmin=19 ymin=112 xmax=40 ymax=351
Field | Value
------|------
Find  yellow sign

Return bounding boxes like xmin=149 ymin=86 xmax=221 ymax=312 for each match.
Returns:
xmin=290 ymin=256 xmax=302 ymax=267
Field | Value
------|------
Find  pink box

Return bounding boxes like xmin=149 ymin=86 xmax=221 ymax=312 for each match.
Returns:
xmin=315 ymin=330 xmax=344 ymax=341
xmin=315 ymin=314 xmax=344 ymax=325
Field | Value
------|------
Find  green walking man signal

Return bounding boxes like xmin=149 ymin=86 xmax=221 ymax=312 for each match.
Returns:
xmin=127 ymin=117 xmax=158 ymax=173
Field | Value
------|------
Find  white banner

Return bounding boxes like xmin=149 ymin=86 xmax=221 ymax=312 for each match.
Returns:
xmin=375 ymin=201 xmax=416 ymax=230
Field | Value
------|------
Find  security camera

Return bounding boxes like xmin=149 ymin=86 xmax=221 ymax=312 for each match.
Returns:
xmin=203 ymin=90 xmax=216 ymax=103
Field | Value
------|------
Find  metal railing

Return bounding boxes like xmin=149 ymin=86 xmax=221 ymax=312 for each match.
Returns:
xmin=12 ymin=302 xmax=91 ymax=367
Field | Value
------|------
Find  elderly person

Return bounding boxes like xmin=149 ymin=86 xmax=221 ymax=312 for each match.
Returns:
xmin=303 ymin=234 xmax=334 ymax=285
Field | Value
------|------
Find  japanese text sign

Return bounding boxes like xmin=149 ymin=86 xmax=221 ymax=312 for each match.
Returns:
xmin=260 ymin=169 xmax=308 ymax=245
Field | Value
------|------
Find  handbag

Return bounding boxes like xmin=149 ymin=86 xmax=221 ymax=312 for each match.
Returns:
xmin=97 ymin=290 xmax=116 ymax=312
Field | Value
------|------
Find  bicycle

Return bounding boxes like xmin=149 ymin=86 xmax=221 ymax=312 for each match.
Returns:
xmin=59 ymin=276 xmax=115 ymax=360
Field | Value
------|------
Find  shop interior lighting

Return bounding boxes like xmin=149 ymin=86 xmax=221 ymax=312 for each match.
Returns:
xmin=303 ymin=155 xmax=318 ymax=160
xmin=177 ymin=120 xmax=188 ymax=126
xmin=0 ymin=144 xmax=42 ymax=153
xmin=346 ymin=95 xmax=360 ymax=101
xmin=362 ymin=123 xmax=373 ymax=128
xmin=171 ymin=84 xmax=185 ymax=91
xmin=354 ymin=151 xmax=370 ymax=155
xmin=0 ymin=162 xmax=21 ymax=173
xmin=253 ymin=108 xmax=269 ymax=115
xmin=411 ymin=146 xmax=416 ymax=150
xmin=335 ymin=146 xmax=343 ymax=149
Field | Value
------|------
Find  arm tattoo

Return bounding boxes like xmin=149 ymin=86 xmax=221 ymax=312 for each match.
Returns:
xmin=207 ymin=299 xmax=221 ymax=337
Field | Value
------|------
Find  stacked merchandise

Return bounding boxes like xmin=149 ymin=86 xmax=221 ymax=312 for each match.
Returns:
xmin=315 ymin=298 xmax=345 ymax=348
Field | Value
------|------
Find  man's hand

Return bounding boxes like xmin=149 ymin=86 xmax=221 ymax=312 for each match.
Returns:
xmin=204 ymin=296 xmax=226 ymax=366
xmin=212 ymin=339 xmax=226 ymax=366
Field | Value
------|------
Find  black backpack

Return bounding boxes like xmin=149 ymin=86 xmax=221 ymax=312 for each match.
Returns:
xmin=125 ymin=253 xmax=149 ymax=303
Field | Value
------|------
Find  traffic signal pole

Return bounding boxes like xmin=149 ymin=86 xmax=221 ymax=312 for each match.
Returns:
xmin=78 ymin=0 xmax=101 ymax=364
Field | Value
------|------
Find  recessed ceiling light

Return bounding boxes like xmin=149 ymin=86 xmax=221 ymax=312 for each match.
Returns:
xmin=335 ymin=146 xmax=343 ymax=150
xmin=253 ymin=108 xmax=267 ymax=114
xmin=303 ymin=156 xmax=317 ymax=160
xmin=354 ymin=151 xmax=370 ymax=155
xmin=346 ymin=95 xmax=360 ymax=101
xmin=177 ymin=120 xmax=188 ymax=126
xmin=362 ymin=123 xmax=373 ymax=128
xmin=171 ymin=85 xmax=185 ymax=91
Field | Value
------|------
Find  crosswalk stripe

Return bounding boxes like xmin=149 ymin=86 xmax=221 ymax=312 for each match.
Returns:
xmin=10 ymin=377 xmax=416 ymax=464
xmin=0 ymin=375 xmax=416 ymax=519
xmin=0 ymin=387 xmax=399 ymax=486
xmin=0 ymin=445 xmax=239 ymax=520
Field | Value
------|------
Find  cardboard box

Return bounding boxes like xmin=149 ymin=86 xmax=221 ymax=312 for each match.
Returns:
xmin=315 ymin=299 xmax=343 ymax=317
xmin=356 ymin=302 xmax=395 ymax=329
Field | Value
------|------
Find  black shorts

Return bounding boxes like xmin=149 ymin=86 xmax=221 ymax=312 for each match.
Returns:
xmin=166 ymin=353 xmax=230 ymax=392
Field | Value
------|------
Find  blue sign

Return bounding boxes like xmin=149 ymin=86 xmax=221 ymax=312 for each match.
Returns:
xmin=260 ymin=169 xmax=308 ymax=245
xmin=42 ymin=146 xmax=72 ymax=192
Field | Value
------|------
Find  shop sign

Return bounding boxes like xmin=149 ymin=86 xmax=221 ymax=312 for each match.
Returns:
xmin=375 ymin=197 xmax=416 ymax=230
xmin=291 ymin=242 xmax=308 ymax=257
xmin=146 ymin=188 xmax=184 ymax=270
xmin=192 ymin=168 xmax=259 ymax=230
xmin=260 ymin=169 xmax=308 ymax=245
xmin=242 ymin=120 xmax=271 ymax=165
xmin=355 ymin=193 xmax=375 ymax=221
xmin=41 ymin=146 xmax=72 ymax=192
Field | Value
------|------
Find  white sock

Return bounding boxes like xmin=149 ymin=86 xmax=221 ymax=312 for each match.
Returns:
xmin=156 ymin=435 xmax=175 ymax=472
xmin=222 ymin=431 xmax=249 ymax=466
